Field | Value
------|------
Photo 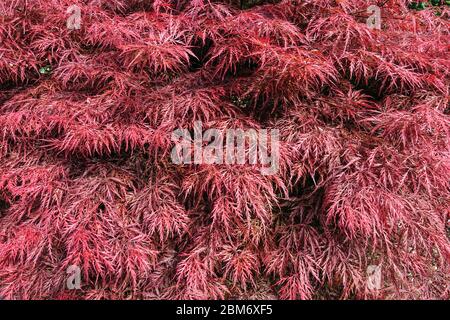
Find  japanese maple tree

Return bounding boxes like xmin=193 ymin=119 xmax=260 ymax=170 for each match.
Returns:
xmin=0 ymin=0 xmax=448 ymax=299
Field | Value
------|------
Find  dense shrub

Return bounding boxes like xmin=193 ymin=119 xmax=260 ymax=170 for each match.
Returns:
xmin=0 ymin=0 xmax=448 ymax=299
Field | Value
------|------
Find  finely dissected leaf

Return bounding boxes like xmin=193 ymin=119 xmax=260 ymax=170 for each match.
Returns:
xmin=0 ymin=0 xmax=448 ymax=300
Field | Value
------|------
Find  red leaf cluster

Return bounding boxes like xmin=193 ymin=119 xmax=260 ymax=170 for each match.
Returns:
xmin=0 ymin=0 xmax=448 ymax=299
